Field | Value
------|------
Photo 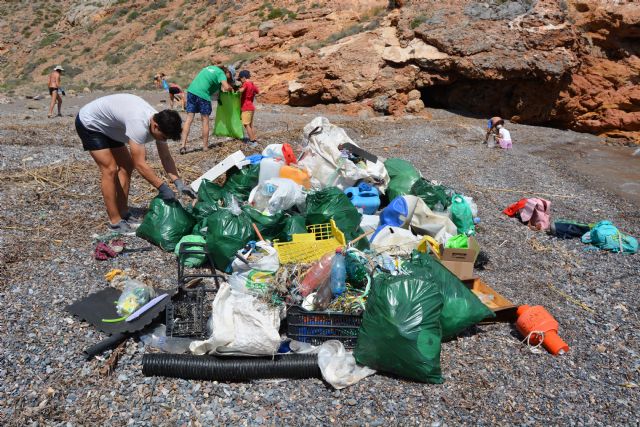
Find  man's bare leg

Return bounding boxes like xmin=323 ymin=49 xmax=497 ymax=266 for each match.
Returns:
xmin=56 ymin=93 xmax=62 ymax=116
xmin=180 ymin=112 xmax=195 ymax=151
xmin=48 ymin=91 xmax=57 ymax=118
xmin=89 ymin=149 xmax=121 ymax=224
xmin=111 ymin=146 xmax=134 ymax=216
xmin=201 ymin=114 xmax=210 ymax=151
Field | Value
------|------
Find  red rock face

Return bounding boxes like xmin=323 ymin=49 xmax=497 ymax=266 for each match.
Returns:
xmin=8 ymin=0 xmax=633 ymax=141
xmin=246 ymin=0 xmax=638 ymax=142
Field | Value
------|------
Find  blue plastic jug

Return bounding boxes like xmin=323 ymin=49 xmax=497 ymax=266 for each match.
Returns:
xmin=344 ymin=182 xmax=380 ymax=215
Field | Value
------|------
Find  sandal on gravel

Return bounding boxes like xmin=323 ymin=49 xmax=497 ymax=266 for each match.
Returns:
xmin=179 ymin=147 xmax=187 ymax=155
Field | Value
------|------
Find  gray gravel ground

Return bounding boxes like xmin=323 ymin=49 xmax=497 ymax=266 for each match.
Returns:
xmin=1 ymin=91 xmax=639 ymax=425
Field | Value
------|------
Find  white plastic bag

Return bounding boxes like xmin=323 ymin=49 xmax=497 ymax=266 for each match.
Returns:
xmin=229 ymin=241 xmax=280 ymax=295
xmin=317 ymin=340 xmax=376 ymax=389
xmin=189 ymin=283 xmax=282 ymax=356
xmin=405 ymin=195 xmax=458 ymax=245
xmin=298 ymin=117 xmax=389 ymax=192
xmin=140 ymin=324 xmax=194 ymax=354
xmin=370 ymin=226 xmax=423 ymax=256
xmin=360 ymin=214 xmax=380 ymax=233
xmin=265 ymin=177 xmax=306 ymax=214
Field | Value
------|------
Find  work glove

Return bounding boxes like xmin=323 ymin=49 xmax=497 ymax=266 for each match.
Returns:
xmin=174 ymin=178 xmax=197 ymax=199
xmin=157 ymin=182 xmax=176 ymax=201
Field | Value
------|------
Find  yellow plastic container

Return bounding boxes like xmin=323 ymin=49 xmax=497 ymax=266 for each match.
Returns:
xmin=279 ymin=165 xmax=311 ymax=189
xmin=273 ymin=219 xmax=346 ymax=264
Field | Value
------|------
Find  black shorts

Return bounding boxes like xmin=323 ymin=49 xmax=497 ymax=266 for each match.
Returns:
xmin=75 ymin=115 xmax=125 ymax=151
xmin=168 ymin=86 xmax=182 ymax=95
xmin=49 ymin=87 xmax=58 ymax=95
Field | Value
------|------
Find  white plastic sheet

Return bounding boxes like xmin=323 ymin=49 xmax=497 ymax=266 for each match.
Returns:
xmin=298 ymin=117 xmax=389 ymax=192
xmin=189 ymin=283 xmax=282 ymax=356
xmin=405 ymin=195 xmax=457 ymax=245
xmin=317 ymin=340 xmax=376 ymax=389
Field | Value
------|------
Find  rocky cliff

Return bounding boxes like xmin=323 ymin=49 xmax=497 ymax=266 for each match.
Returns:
xmin=0 ymin=0 xmax=638 ymax=141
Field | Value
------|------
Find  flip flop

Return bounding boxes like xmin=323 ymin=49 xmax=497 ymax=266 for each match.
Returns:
xmin=179 ymin=147 xmax=187 ymax=155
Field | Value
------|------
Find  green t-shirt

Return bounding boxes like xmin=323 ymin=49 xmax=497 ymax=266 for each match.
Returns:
xmin=187 ymin=66 xmax=227 ymax=101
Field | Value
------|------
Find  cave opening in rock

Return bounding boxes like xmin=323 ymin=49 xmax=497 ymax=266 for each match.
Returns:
xmin=420 ymin=78 xmax=565 ymax=126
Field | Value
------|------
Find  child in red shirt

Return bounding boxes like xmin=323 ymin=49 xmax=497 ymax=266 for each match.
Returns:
xmin=238 ymin=70 xmax=260 ymax=143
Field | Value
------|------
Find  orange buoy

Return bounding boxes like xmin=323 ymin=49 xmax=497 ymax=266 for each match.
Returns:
xmin=516 ymin=305 xmax=569 ymax=356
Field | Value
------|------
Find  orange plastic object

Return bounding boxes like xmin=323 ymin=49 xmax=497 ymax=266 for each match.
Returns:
xmin=516 ymin=305 xmax=569 ymax=356
xmin=281 ymin=143 xmax=297 ymax=165
xmin=279 ymin=165 xmax=311 ymax=189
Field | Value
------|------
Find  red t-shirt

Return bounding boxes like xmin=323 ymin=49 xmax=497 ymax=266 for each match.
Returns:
xmin=240 ymin=81 xmax=259 ymax=111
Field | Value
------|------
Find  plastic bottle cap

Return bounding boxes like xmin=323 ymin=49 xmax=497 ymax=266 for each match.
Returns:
xmin=335 ymin=247 xmax=343 ymax=254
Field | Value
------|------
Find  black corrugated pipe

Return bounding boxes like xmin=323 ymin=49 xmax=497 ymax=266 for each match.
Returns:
xmin=142 ymin=354 xmax=321 ymax=381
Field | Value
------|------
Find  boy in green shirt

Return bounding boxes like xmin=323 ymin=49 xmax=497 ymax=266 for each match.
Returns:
xmin=180 ymin=65 xmax=233 ymax=154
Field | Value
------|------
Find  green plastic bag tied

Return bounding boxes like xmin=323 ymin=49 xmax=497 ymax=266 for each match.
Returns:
xmin=410 ymin=178 xmax=451 ymax=211
xmin=193 ymin=179 xmax=225 ymax=219
xmin=384 ymin=158 xmax=421 ymax=202
xmin=174 ymin=235 xmax=207 ymax=267
xmin=136 ymin=197 xmax=196 ymax=252
xmin=354 ymin=272 xmax=444 ymax=383
xmin=445 ymin=234 xmax=468 ymax=249
xmin=223 ymin=164 xmax=259 ymax=201
xmin=279 ymin=215 xmax=307 ymax=242
xmin=213 ymin=91 xmax=244 ymax=139
xmin=242 ymin=206 xmax=287 ymax=241
xmin=305 ymin=187 xmax=368 ymax=250
xmin=205 ymin=207 xmax=256 ymax=271
xmin=407 ymin=251 xmax=495 ymax=339
xmin=450 ymin=194 xmax=475 ymax=235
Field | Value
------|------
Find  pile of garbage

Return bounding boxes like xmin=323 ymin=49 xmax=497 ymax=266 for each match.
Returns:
xmin=69 ymin=116 xmax=637 ymax=388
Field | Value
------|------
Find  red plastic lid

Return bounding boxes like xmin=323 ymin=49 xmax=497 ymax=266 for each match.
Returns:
xmin=282 ymin=143 xmax=297 ymax=165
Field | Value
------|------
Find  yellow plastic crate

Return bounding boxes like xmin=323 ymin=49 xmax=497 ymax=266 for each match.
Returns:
xmin=274 ymin=219 xmax=346 ymax=264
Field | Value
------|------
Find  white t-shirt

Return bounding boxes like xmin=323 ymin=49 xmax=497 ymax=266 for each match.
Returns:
xmin=498 ymin=127 xmax=512 ymax=141
xmin=79 ymin=94 xmax=158 ymax=144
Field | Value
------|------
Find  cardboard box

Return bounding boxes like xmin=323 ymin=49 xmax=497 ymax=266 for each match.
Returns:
xmin=440 ymin=236 xmax=480 ymax=280
xmin=462 ymin=277 xmax=518 ymax=323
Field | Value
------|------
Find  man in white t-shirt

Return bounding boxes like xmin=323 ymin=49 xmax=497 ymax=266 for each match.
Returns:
xmin=75 ymin=94 xmax=196 ymax=234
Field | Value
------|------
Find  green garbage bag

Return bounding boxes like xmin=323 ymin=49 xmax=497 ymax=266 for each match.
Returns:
xmin=445 ymin=234 xmax=468 ymax=249
xmin=278 ymin=214 xmax=307 ymax=242
xmin=192 ymin=216 xmax=208 ymax=236
xmin=242 ymin=206 xmax=287 ymax=241
xmin=193 ymin=179 xmax=225 ymax=219
xmin=305 ymin=187 xmax=367 ymax=249
xmin=213 ymin=91 xmax=243 ymax=139
xmin=354 ymin=272 xmax=444 ymax=383
xmin=136 ymin=197 xmax=196 ymax=252
xmin=205 ymin=207 xmax=256 ymax=271
xmin=384 ymin=158 xmax=421 ymax=202
xmin=450 ymin=194 xmax=475 ymax=235
xmin=223 ymin=164 xmax=259 ymax=201
xmin=174 ymin=235 xmax=207 ymax=267
xmin=411 ymin=178 xmax=451 ymax=211
xmin=407 ymin=251 xmax=495 ymax=339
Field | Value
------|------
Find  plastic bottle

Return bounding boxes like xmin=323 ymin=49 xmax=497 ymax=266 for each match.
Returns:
xmin=299 ymin=252 xmax=334 ymax=297
xmin=313 ymin=280 xmax=333 ymax=311
xmin=330 ymin=248 xmax=346 ymax=297
xmin=258 ymin=157 xmax=283 ymax=186
xmin=251 ymin=182 xmax=277 ymax=212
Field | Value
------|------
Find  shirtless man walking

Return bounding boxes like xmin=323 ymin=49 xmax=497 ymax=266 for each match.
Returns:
xmin=48 ymin=65 xmax=64 ymax=118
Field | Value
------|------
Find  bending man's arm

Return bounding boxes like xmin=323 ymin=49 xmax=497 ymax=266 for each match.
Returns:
xmin=128 ymin=140 xmax=165 ymax=188
xmin=155 ymin=141 xmax=180 ymax=182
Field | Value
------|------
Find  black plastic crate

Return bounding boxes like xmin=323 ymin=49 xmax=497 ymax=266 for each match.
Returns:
xmin=286 ymin=305 xmax=363 ymax=348
xmin=165 ymin=287 xmax=210 ymax=338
